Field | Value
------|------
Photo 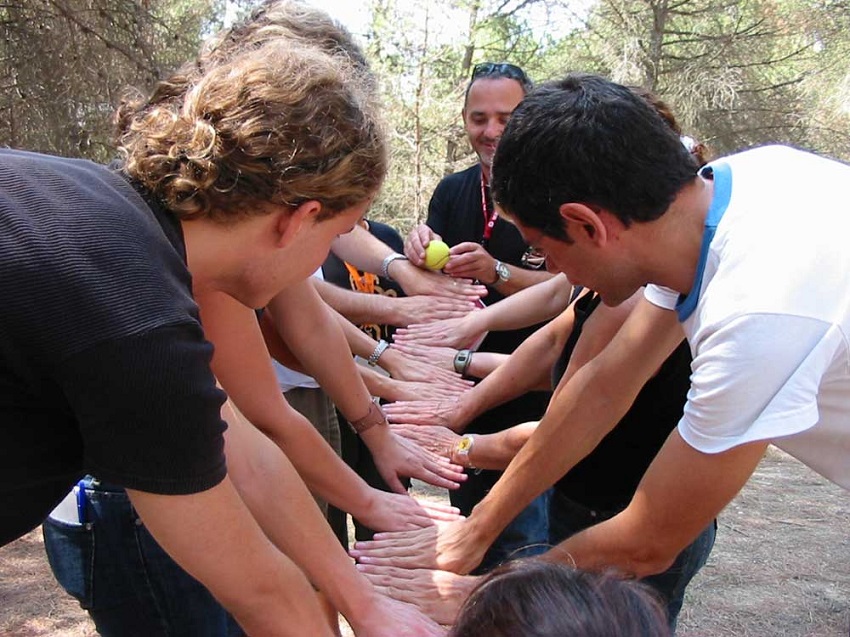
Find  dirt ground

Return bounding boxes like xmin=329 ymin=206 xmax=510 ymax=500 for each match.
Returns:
xmin=1 ymin=447 xmax=848 ymax=636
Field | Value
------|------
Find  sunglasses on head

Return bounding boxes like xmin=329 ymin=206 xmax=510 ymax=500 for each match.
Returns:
xmin=471 ymin=62 xmax=529 ymax=84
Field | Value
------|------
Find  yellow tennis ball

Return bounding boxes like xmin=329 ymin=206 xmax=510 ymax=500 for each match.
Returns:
xmin=424 ymin=240 xmax=451 ymax=270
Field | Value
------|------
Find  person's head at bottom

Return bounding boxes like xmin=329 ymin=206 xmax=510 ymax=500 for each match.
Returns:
xmin=449 ymin=559 xmax=671 ymax=637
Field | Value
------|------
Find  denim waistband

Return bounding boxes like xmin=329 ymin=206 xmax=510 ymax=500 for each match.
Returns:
xmin=82 ymin=475 xmax=127 ymax=493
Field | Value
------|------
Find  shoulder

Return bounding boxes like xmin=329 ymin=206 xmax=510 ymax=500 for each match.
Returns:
xmin=433 ymin=164 xmax=480 ymax=195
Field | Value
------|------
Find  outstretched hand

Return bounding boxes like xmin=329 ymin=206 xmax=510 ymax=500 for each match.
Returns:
xmin=368 ymin=428 xmax=467 ymax=493
xmin=388 ymin=295 xmax=478 ymax=328
xmin=358 ymin=491 xmax=462 ymax=534
xmin=357 ymin=564 xmax=479 ymax=626
xmin=390 ymin=424 xmax=460 ymax=459
xmin=382 ymin=347 xmax=472 ymax=389
xmin=393 ymin=316 xmax=485 ymax=350
xmin=390 ymin=342 xmax=459 ymax=373
xmin=350 ymin=518 xmax=487 ymax=576
xmin=384 ymin=400 xmax=466 ymax=432
xmin=349 ymin=593 xmax=448 ymax=637
xmin=392 ymin=263 xmax=487 ymax=303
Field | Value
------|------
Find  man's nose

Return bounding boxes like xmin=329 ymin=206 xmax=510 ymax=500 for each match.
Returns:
xmin=483 ymin=119 xmax=503 ymax=139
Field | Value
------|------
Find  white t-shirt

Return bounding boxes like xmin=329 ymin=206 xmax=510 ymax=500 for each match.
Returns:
xmin=645 ymin=145 xmax=850 ymax=489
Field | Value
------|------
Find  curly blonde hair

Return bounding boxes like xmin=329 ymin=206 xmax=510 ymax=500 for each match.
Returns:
xmin=117 ymin=21 xmax=384 ymax=222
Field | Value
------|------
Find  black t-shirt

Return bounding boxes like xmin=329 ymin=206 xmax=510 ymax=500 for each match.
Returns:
xmin=323 ymin=220 xmax=405 ymax=343
xmin=551 ymin=292 xmax=692 ymax=511
xmin=0 ymin=150 xmax=227 ymax=546
xmin=427 ymin=164 xmax=550 ymax=437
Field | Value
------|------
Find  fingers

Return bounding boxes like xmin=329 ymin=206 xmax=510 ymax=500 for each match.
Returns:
xmin=405 ymin=224 xmax=435 ymax=265
xmin=351 ymin=533 xmax=437 ymax=568
xmin=412 ymin=460 xmax=466 ymax=490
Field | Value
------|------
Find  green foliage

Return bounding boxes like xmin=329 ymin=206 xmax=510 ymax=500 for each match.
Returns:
xmin=1 ymin=0 xmax=846 ymax=225
xmin=0 ymin=0 xmax=221 ymax=161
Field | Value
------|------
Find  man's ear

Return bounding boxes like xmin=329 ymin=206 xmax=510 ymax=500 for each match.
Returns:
xmin=276 ymin=200 xmax=321 ymax=248
xmin=558 ymin=203 xmax=608 ymax=245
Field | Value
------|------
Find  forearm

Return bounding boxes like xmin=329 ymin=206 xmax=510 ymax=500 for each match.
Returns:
xmin=480 ymin=273 xmax=572 ymax=331
xmin=454 ymin=321 xmax=561 ymax=426
xmin=336 ymin=308 xmax=387 ymax=362
xmin=331 ymin=223 xmax=395 ymax=274
xmin=465 ymin=300 xmax=684 ymax=547
xmin=129 ymin=479 xmax=331 ymax=637
xmin=464 ymin=351 xmax=507 ymax=379
xmin=223 ymin=404 xmax=381 ymax=627
xmin=551 ymin=433 xmax=767 ymax=577
xmin=197 ymin=290 xmax=374 ymax=518
xmin=455 ymin=422 xmax=538 ymax=470
xmin=488 ymin=264 xmax=554 ymax=296
xmin=314 ymin=277 xmax=395 ymax=326
xmin=268 ymin=282 xmax=376 ymax=422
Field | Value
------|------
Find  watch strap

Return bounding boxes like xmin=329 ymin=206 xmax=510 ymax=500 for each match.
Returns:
xmin=380 ymin=253 xmax=408 ymax=280
xmin=368 ymin=339 xmax=390 ymax=366
xmin=453 ymin=349 xmax=473 ymax=376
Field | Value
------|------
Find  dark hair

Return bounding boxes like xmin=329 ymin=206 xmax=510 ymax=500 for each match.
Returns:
xmin=630 ymin=86 xmax=711 ymax=167
xmin=464 ymin=62 xmax=533 ymax=105
xmin=491 ymin=73 xmax=699 ymax=242
xmin=449 ymin=560 xmax=670 ymax=637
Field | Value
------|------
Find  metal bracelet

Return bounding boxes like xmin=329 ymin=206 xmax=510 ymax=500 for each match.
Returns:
xmin=380 ymin=253 xmax=408 ymax=281
xmin=368 ymin=339 xmax=390 ymax=367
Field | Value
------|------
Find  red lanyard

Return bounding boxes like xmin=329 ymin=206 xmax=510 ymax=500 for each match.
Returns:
xmin=480 ymin=172 xmax=498 ymax=248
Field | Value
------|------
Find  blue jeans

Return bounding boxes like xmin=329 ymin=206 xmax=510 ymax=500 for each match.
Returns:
xmin=43 ymin=477 xmax=243 ymax=637
xmin=549 ymin=490 xmax=716 ymax=633
xmin=473 ymin=488 xmax=552 ymax=574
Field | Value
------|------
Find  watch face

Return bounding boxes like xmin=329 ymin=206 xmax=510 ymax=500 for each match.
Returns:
xmin=496 ymin=261 xmax=510 ymax=280
xmin=457 ymin=436 xmax=473 ymax=453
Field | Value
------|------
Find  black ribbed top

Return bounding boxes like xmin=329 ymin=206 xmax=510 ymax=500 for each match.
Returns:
xmin=0 ymin=150 xmax=226 ymax=546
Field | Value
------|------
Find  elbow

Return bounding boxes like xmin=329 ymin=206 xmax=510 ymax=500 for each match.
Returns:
xmin=624 ymin=538 xmax=679 ymax=579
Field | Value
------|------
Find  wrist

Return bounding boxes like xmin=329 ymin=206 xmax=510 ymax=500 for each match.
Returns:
xmin=367 ymin=339 xmax=390 ymax=367
xmin=380 ymin=253 xmax=408 ymax=281
xmin=338 ymin=576 xmax=384 ymax=630
xmin=347 ymin=401 xmax=386 ymax=435
xmin=451 ymin=392 xmax=477 ymax=432
xmin=467 ymin=498 xmax=508 ymax=546
xmin=453 ymin=349 xmax=473 ymax=377
xmin=358 ymin=413 xmax=393 ymax=449
xmin=376 ymin=347 xmax=402 ymax=376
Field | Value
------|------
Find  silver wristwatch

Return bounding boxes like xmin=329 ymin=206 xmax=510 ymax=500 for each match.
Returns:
xmin=492 ymin=260 xmax=511 ymax=286
xmin=380 ymin=253 xmax=408 ymax=280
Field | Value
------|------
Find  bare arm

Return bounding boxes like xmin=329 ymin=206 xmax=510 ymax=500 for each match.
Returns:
xmin=198 ymin=289 xmax=380 ymax=515
xmin=198 ymin=289 xmax=460 ymax=532
xmin=462 ymin=298 xmax=684 ymax=567
xmin=219 ymin=399 xmax=446 ymax=637
xmin=443 ymin=241 xmax=554 ymax=296
xmin=551 ymin=432 xmax=768 ymax=577
xmin=393 ymin=274 xmax=572 ymax=349
xmin=332 ymin=225 xmax=486 ymax=302
xmin=128 ymin=472 xmax=332 ymax=637
xmin=267 ymin=281 xmax=466 ymax=493
xmin=313 ymin=278 xmax=475 ymax=328
xmin=352 ymin=297 xmax=683 ymax=574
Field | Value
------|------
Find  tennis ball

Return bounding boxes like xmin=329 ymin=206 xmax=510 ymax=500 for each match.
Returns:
xmin=424 ymin=240 xmax=451 ymax=270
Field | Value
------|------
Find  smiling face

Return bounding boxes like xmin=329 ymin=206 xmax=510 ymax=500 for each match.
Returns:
xmin=462 ymin=77 xmax=526 ymax=179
